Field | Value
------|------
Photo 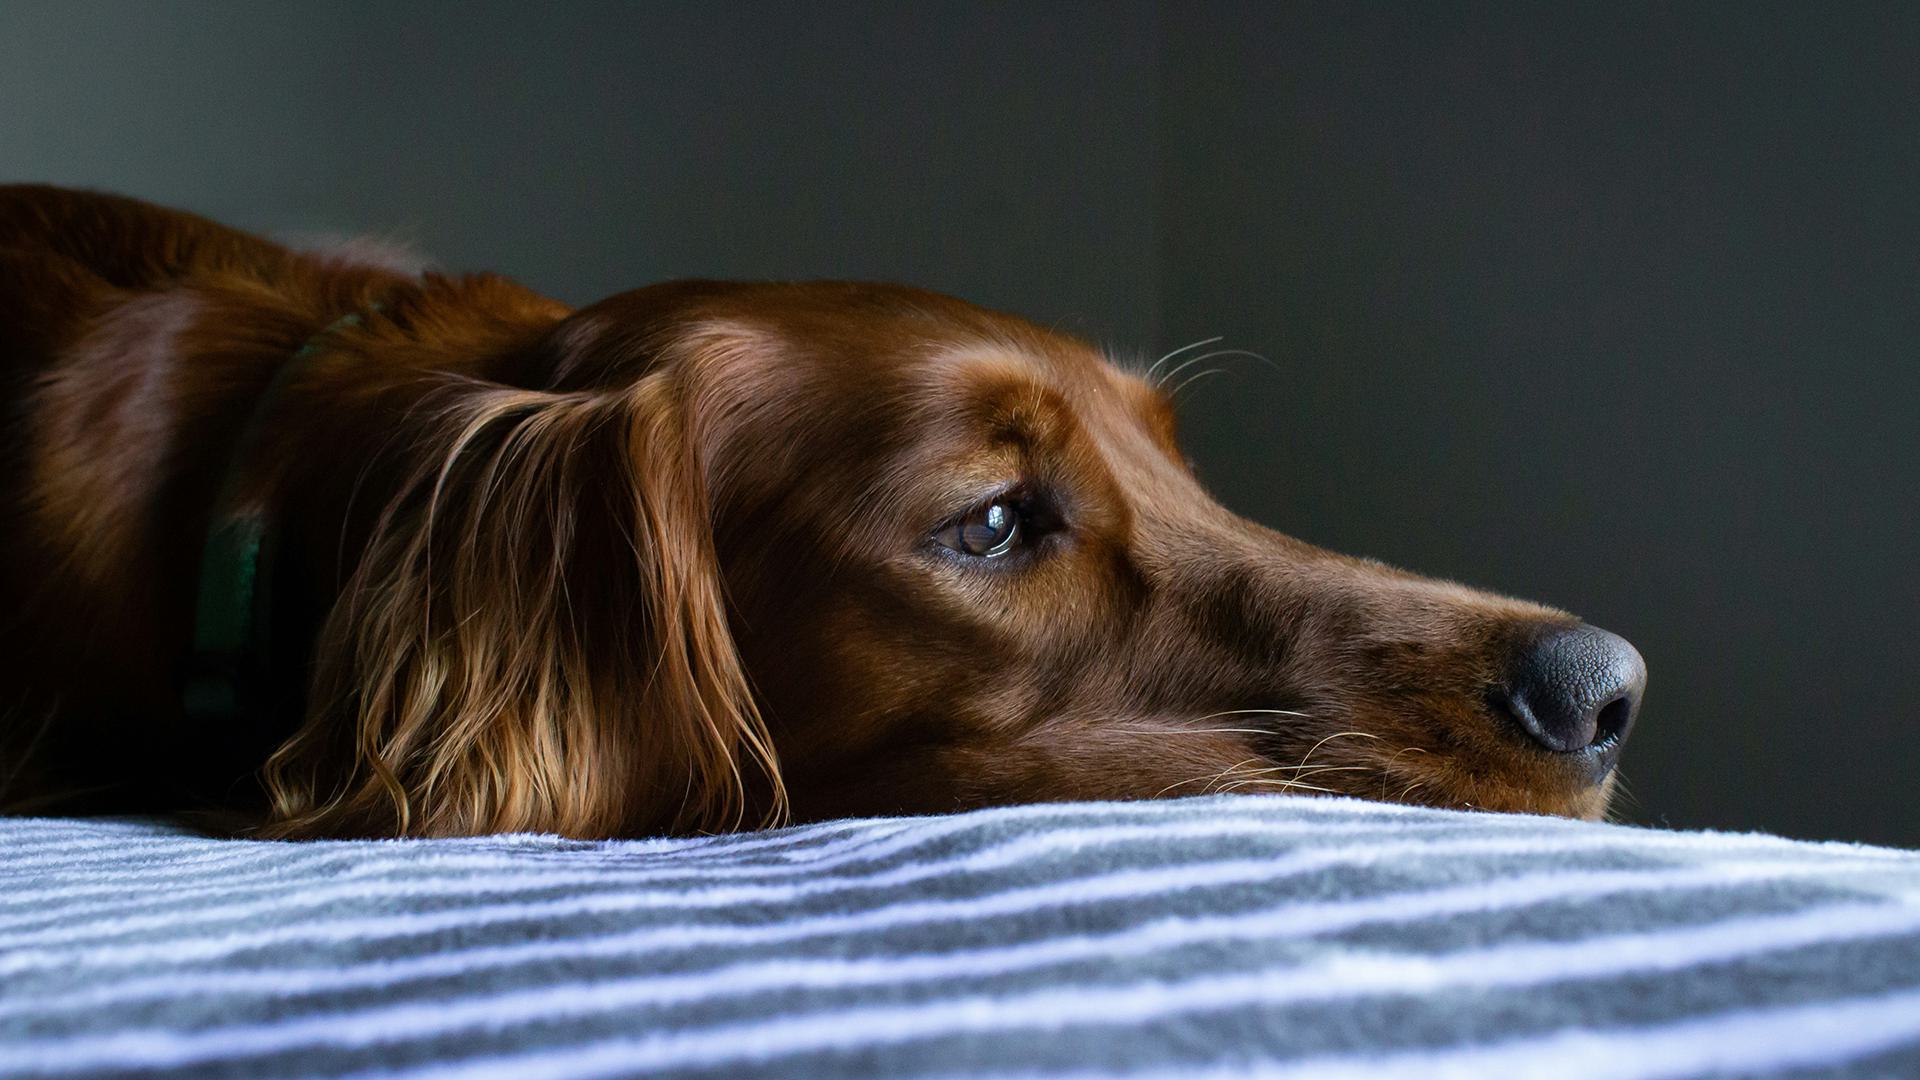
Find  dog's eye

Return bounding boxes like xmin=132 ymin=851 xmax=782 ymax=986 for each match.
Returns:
xmin=935 ymin=498 xmax=1023 ymax=558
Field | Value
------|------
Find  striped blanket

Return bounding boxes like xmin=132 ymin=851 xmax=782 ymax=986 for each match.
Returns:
xmin=3 ymin=796 xmax=1920 ymax=1079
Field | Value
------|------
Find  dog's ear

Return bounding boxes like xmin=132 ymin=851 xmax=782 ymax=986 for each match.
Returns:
xmin=260 ymin=373 xmax=785 ymax=838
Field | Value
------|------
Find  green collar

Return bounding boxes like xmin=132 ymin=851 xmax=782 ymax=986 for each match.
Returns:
xmin=182 ymin=309 xmax=374 ymax=727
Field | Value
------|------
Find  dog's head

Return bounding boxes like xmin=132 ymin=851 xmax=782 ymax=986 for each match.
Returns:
xmin=268 ymin=280 xmax=1644 ymax=837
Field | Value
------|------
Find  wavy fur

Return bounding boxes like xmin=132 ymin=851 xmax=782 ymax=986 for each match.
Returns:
xmin=260 ymin=377 xmax=784 ymax=837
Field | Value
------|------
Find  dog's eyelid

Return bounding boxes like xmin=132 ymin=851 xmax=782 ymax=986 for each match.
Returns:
xmin=938 ymin=477 xmax=1030 ymax=520
xmin=927 ymin=482 xmax=1064 ymax=562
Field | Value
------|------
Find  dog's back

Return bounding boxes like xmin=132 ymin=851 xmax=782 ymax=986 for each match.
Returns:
xmin=0 ymin=188 xmax=584 ymax=817
xmin=0 ymin=187 xmax=378 ymax=810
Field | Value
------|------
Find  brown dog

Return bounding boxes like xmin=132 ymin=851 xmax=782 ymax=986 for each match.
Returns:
xmin=0 ymin=185 xmax=1645 ymax=838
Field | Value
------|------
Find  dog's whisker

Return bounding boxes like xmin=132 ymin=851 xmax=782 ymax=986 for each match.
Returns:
xmin=1111 ymin=708 xmax=1314 ymax=740
xmin=1112 ymin=726 xmax=1280 ymax=738
xmin=1144 ymin=335 xmax=1225 ymax=381
xmin=1151 ymin=759 xmax=1238 ymax=799
xmin=1169 ymin=369 xmax=1228 ymax=398
xmin=1207 ymin=756 xmax=1301 ymax=796
xmin=1154 ymin=347 xmax=1274 ymax=390
xmin=1189 ymin=708 xmax=1313 ymax=720
xmin=1273 ymin=729 xmax=1381 ymax=793
xmin=1377 ymin=745 xmax=1433 ymax=802
xmin=1604 ymin=772 xmax=1641 ymax=824
xmin=1152 ymin=756 xmax=1265 ymax=800
xmin=1220 ymin=764 xmax=1372 ymax=780
xmin=1212 ymin=759 xmax=1369 ymax=774
xmin=1292 ymin=730 xmax=1382 ymax=771
xmin=1216 ymin=776 xmax=1342 ymax=797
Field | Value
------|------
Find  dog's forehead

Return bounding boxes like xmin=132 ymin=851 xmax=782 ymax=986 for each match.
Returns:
xmin=922 ymin=338 xmax=1180 ymax=453
xmin=920 ymin=338 xmax=1140 ymax=412
xmin=681 ymin=282 xmax=1116 ymax=378
xmin=660 ymin=282 xmax=1181 ymax=455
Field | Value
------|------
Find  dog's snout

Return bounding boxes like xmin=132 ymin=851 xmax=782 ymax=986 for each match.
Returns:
xmin=1497 ymin=624 xmax=1646 ymax=757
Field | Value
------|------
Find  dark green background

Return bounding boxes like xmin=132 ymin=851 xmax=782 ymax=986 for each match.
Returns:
xmin=5 ymin=3 xmax=1914 ymax=845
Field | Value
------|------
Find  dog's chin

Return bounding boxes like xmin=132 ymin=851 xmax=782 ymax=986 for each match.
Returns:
xmin=1295 ymin=746 xmax=1621 ymax=821
xmin=1509 ymin=773 xmax=1618 ymax=821
xmin=1382 ymin=760 xmax=1619 ymax=821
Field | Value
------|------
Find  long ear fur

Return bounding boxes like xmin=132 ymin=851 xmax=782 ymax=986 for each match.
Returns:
xmin=260 ymin=376 xmax=785 ymax=838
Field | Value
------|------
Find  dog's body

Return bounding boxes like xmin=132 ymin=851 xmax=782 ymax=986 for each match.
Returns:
xmin=0 ymin=186 xmax=1645 ymax=837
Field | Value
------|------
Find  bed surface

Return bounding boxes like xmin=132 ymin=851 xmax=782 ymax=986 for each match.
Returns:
xmin=4 ymin=794 xmax=1920 ymax=1079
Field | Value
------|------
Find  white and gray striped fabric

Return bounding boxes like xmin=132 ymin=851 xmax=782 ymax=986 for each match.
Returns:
xmin=4 ymin=795 xmax=1920 ymax=1080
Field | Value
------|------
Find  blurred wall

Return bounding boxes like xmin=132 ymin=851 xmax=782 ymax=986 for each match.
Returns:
xmin=1159 ymin=5 xmax=1920 ymax=847
xmin=0 ymin=1 xmax=1162 ymax=338
xmin=4 ymin=2 xmax=1915 ymax=844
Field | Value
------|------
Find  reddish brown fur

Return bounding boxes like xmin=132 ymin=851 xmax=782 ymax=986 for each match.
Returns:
xmin=0 ymin=186 xmax=1625 ymax=836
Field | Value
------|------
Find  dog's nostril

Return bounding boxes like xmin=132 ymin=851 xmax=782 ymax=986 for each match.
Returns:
xmin=1498 ymin=624 xmax=1647 ymax=755
xmin=1591 ymin=694 xmax=1634 ymax=746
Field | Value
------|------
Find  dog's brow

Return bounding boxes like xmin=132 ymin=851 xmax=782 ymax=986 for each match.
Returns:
xmin=1103 ymin=369 xmax=1183 ymax=458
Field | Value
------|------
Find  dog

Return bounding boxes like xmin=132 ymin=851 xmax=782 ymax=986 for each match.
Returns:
xmin=0 ymin=185 xmax=1645 ymax=838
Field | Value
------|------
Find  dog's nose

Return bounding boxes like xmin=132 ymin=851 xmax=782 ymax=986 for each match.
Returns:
xmin=1498 ymin=624 xmax=1646 ymax=756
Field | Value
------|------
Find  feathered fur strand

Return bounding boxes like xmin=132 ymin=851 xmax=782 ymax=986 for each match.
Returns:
xmin=261 ymin=377 xmax=785 ymax=837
